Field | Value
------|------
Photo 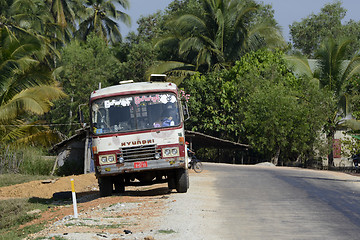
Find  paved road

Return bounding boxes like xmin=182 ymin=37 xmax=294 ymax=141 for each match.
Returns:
xmin=207 ymin=163 xmax=360 ymax=240
xmin=160 ymin=163 xmax=360 ymax=240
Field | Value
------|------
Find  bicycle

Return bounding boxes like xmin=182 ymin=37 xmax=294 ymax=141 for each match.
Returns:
xmin=188 ymin=152 xmax=203 ymax=173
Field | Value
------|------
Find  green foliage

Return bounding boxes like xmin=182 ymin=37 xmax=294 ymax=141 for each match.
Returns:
xmin=112 ymin=40 xmax=157 ymax=82
xmin=183 ymin=72 xmax=243 ymax=140
xmin=289 ymin=1 xmax=360 ymax=58
xmin=286 ymin=37 xmax=360 ymax=165
xmin=341 ymin=134 xmax=360 ymax=158
xmin=18 ymin=149 xmax=54 ymax=175
xmin=48 ymin=33 xmax=121 ymax=136
xmin=0 ymin=146 xmax=53 ymax=175
xmin=183 ymin=49 xmax=329 ymax=163
xmin=0 ymin=25 xmax=66 ymax=147
xmin=151 ymin=0 xmax=284 ymax=81
xmin=77 ymin=0 xmax=130 ymax=44
xmin=232 ymin=50 xmax=329 ymax=161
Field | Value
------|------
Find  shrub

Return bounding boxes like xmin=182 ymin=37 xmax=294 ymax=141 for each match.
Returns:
xmin=0 ymin=147 xmax=54 ymax=175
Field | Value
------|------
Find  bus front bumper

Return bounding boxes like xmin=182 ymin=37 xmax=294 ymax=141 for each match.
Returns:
xmin=96 ymin=157 xmax=186 ymax=176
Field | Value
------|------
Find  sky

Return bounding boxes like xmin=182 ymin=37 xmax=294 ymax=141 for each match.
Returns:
xmin=119 ymin=0 xmax=360 ymax=41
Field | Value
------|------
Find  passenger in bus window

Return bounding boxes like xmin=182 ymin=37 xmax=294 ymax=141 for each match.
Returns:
xmin=161 ymin=110 xmax=175 ymax=127
xmin=153 ymin=118 xmax=161 ymax=128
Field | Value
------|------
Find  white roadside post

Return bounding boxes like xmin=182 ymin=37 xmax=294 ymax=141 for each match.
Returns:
xmin=71 ymin=178 xmax=78 ymax=218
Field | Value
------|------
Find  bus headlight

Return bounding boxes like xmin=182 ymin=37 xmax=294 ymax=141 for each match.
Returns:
xmin=99 ymin=154 xmax=116 ymax=165
xmin=155 ymin=152 xmax=161 ymax=159
xmin=101 ymin=156 xmax=107 ymax=163
xmin=164 ymin=149 xmax=171 ymax=156
xmin=108 ymin=155 xmax=115 ymax=163
xmin=162 ymin=147 xmax=179 ymax=157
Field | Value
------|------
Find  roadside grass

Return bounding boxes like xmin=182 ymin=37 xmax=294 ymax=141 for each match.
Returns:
xmin=0 ymin=198 xmax=55 ymax=240
xmin=34 ymin=236 xmax=67 ymax=240
xmin=0 ymin=174 xmax=57 ymax=187
xmin=158 ymin=229 xmax=176 ymax=234
xmin=0 ymin=147 xmax=66 ymax=240
xmin=0 ymin=147 xmax=55 ymax=176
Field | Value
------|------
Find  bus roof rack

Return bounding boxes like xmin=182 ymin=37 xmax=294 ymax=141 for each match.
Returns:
xmin=119 ymin=80 xmax=134 ymax=84
xmin=150 ymin=74 xmax=167 ymax=82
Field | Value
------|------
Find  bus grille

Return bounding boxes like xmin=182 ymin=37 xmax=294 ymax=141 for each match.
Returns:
xmin=118 ymin=144 xmax=159 ymax=162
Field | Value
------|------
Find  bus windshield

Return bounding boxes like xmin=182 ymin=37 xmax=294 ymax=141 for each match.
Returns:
xmin=91 ymin=93 xmax=180 ymax=134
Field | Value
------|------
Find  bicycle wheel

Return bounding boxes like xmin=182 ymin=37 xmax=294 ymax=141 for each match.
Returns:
xmin=193 ymin=161 xmax=203 ymax=173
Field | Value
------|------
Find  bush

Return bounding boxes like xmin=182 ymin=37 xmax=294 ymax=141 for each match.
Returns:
xmin=0 ymin=147 xmax=54 ymax=175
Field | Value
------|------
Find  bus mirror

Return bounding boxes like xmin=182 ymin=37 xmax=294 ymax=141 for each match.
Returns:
xmin=78 ymin=103 xmax=87 ymax=128
xmin=183 ymin=102 xmax=190 ymax=121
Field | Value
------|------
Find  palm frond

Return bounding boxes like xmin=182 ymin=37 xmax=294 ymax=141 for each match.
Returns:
xmin=0 ymin=85 xmax=66 ymax=122
xmin=284 ymin=55 xmax=315 ymax=80
xmin=172 ymin=14 xmax=208 ymax=35
xmin=145 ymin=61 xmax=196 ymax=84
xmin=339 ymin=119 xmax=360 ymax=131
xmin=1 ymin=121 xmax=63 ymax=147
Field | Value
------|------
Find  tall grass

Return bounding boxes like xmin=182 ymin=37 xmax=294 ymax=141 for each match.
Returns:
xmin=0 ymin=174 xmax=57 ymax=188
xmin=0 ymin=146 xmax=54 ymax=175
xmin=0 ymin=198 xmax=51 ymax=240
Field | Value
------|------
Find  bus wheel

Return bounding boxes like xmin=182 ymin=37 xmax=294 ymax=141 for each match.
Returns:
xmin=167 ymin=171 xmax=176 ymax=190
xmin=175 ymin=168 xmax=189 ymax=193
xmin=113 ymin=176 xmax=125 ymax=193
xmin=98 ymin=176 xmax=113 ymax=197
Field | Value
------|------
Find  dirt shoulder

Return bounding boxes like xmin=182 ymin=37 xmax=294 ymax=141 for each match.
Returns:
xmin=0 ymin=169 xmax=215 ymax=240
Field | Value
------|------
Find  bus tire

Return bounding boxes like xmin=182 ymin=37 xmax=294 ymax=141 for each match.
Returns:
xmin=113 ymin=176 xmax=125 ymax=193
xmin=98 ymin=176 xmax=113 ymax=197
xmin=168 ymin=172 xmax=176 ymax=190
xmin=175 ymin=168 xmax=189 ymax=193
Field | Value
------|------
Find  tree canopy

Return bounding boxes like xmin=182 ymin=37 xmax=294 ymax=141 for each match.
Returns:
xmin=1 ymin=0 xmax=360 ymax=167
xmin=182 ymin=49 xmax=330 ymax=164
xmin=289 ymin=1 xmax=360 ymax=58
xmin=149 ymin=0 xmax=284 ymax=82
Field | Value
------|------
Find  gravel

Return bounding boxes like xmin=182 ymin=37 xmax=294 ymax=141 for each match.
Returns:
xmin=24 ymin=166 xmax=219 ymax=240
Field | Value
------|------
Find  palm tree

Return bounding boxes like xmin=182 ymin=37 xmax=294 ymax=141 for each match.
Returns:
xmin=77 ymin=0 xmax=130 ymax=44
xmin=149 ymin=0 xmax=284 ymax=82
xmin=0 ymin=26 xmax=66 ymax=147
xmin=286 ymin=37 xmax=360 ymax=166
xmin=9 ymin=0 xmax=86 ymax=53
xmin=47 ymin=0 xmax=85 ymax=42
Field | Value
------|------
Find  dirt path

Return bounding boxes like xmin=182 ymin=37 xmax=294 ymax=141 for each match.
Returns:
xmin=0 ymin=169 xmax=216 ymax=240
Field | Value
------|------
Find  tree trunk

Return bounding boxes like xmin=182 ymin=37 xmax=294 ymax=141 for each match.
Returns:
xmin=327 ymin=129 xmax=335 ymax=168
xmin=271 ymin=148 xmax=281 ymax=166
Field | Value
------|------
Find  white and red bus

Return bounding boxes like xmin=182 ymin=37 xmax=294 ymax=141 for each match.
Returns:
xmin=90 ymin=75 xmax=189 ymax=196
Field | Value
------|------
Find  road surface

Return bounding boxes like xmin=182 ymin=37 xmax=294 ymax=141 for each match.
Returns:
xmin=27 ymin=163 xmax=360 ymax=240
xmin=159 ymin=163 xmax=360 ymax=240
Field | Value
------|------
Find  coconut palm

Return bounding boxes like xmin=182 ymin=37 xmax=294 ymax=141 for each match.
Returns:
xmin=0 ymin=26 xmax=66 ymax=147
xmin=149 ymin=0 xmax=284 ymax=82
xmin=286 ymin=37 xmax=360 ymax=166
xmin=9 ymin=0 xmax=84 ymax=45
xmin=47 ymin=0 xmax=85 ymax=42
xmin=77 ymin=0 xmax=130 ymax=44
xmin=47 ymin=0 xmax=83 ymax=29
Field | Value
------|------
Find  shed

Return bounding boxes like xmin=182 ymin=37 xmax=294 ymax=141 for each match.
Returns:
xmin=50 ymin=128 xmax=249 ymax=175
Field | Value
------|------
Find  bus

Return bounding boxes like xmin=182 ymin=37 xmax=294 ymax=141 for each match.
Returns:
xmin=89 ymin=75 xmax=189 ymax=196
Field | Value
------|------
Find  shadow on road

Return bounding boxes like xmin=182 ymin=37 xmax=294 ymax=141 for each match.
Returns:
xmin=123 ymin=187 xmax=171 ymax=197
xmin=36 ymin=185 xmax=172 ymax=205
xmin=293 ymin=176 xmax=360 ymax=182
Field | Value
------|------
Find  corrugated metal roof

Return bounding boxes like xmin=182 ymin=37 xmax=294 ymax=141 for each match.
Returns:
xmin=185 ymin=130 xmax=249 ymax=149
